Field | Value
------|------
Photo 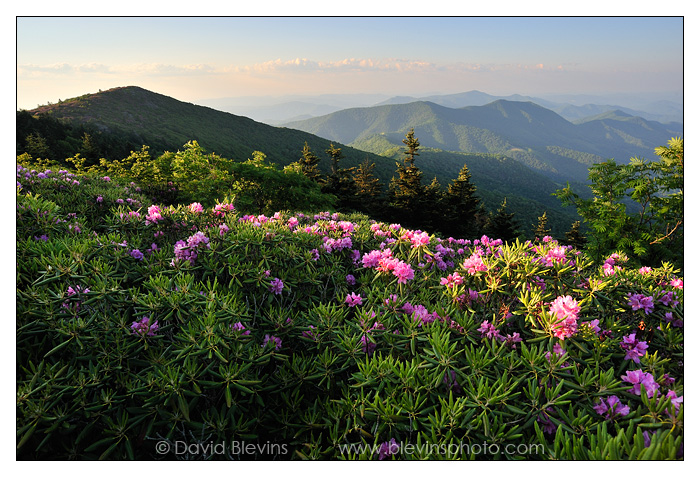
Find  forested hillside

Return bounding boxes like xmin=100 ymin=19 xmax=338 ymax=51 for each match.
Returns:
xmin=18 ymin=86 xmax=585 ymax=237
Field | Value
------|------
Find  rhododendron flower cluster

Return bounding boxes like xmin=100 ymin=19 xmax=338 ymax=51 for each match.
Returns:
xmin=146 ymin=205 xmax=163 ymax=224
xmin=378 ymin=439 xmax=400 ymax=460
xmin=269 ymin=277 xmax=284 ymax=295
xmin=620 ymin=333 xmax=649 ymax=363
xmin=262 ymin=334 xmax=282 ymax=350
xmin=231 ymin=322 xmax=251 ymax=335
xmin=593 ymin=395 xmax=630 ymax=420
xmin=462 ymin=249 xmax=488 ymax=275
xmin=131 ymin=316 xmax=159 ymax=337
xmin=627 ymin=293 xmax=655 ymax=315
xmin=621 ymin=370 xmax=659 ymax=398
xmin=440 ymin=272 xmax=463 ymax=289
xmin=345 ymin=292 xmax=363 ymax=307
xmin=188 ymin=202 xmax=204 ymax=213
xmin=173 ymin=231 xmax=210 ymax=265
xmin=548 ymin=295 xmax=580 ymax=339
xmin=212 ymin=203 xmax=235 ymax=216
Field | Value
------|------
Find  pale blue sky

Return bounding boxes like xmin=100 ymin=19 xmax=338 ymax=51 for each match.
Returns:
xmin=16 ymin=16 xmax=683 ymax=109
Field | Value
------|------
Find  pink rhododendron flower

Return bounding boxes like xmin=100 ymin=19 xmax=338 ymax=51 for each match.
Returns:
xmin=620 ymin=333 xmax=648 ymax=363
xmin=621 ymin=370 xmax=659 ymax=398
xmin=188 ymin=202 xmax=204 ymax=213
xmin=345 ymin=292 xmax=363 ymax=307
xmin=549 ymin=295 xmax=581 ymax=339
xmin=377 ymin=439 xmax=400 ymax=460
xmin=593 ymin=395 xmax=630 ymax=420
xmin=627 ymin=293 xmax=654 ymax=315
xmin=262 ymin=334 xmax=282 ymax=350
xmin=269 ymin=277 xmax=284 ymax=295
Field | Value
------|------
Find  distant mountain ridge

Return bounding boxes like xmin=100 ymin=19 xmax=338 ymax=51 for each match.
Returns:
xmin=283 ymin=99 xmax=682 ymax=183
xmin=22 ymin=85 xmax=585 ymax=236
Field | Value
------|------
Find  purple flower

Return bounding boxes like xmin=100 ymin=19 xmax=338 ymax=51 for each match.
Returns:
xmin=345 ymin=292 xmax=363 ymax=307
xmin=346 ymin=274 xmax=356 ymax=286
xmin=478 ymin=320 xmax=504 ymax=341
xmin=621 ymin=370 xmax=659 ymax=398
xmin=131 ymin=316 xmax=159 ymax=337
xmin=231 ymin=322 xmax=251 ymax=336
xmin=130 ymin=249 xmax=144 ymax=261
xmin=262 ymin=334 xmax=282 ymax=350
xmin=302 ymin=325 xmax=318 ymax=341
xmin=619 ymin=333 xmax=648 ymax=363
xmin=310 ymin=248 xmax=320 ymax=261
xmin=377 ymin=438 xmax=400 ymax=460
xmin=627 ymin=293 xmax=654 ymax=315
xmin=269 ymin=277 xmax=284 ymax=295
xmin=593 ymin=395 xmax=630 ymax=420
xmin=360 ymin=334 xmax=376 ymax=355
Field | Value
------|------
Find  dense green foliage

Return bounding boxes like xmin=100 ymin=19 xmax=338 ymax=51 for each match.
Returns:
xmin=16 ymin=158 xmax=683 ymax=460
xmin=555 ymin=138 xmax=683 ymax=269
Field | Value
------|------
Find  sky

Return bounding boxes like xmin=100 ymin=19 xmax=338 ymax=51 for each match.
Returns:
xmin=15 ymin=15 xmax=684 ymax=110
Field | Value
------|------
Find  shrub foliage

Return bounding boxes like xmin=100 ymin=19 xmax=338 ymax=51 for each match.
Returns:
xmin=16 ymin=159 xmax=683 ymax=460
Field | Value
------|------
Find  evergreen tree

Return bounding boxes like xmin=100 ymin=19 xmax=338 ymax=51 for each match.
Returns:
xmin=297 ymin=142 xmax=322 ymax=183
xmin=388 ymin=128 xmax=424 ymax=226
xmin=402 ymin=127 xmax=420 ymax=166
xmin=564 ymin=221 xmax=587 ymax=250
xmin=322 ymin=143 xmax=356 ymax=210
xmin=485 ymin=198 xmax=521 ymax=243
xmin=532 ymin=211 xmax=551 ymax=239
xmin=420 ymin=177 xmax=447 ymax=233
xmin=24 ymin=132 xmax=50 ymax=159
xmin=353 ymin=158 xmax=384 ymax=213
xmin=444 ymin=164 xmax=482 ymax=238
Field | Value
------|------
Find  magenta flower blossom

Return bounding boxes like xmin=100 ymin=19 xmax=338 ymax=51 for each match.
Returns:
xmin=131 ymin=316 xmax=159 ymax=337
xmin=346 ymin=274 xmax=356 ymax=285
xmin=627 ymin=293 xmax=654 ymax=315
xmin=377 ymin=438 xmax=400 ymax=460
xmin=462 ymin=249 xmax=488 ymax=275
xmin=620 ymin=333 xmax=648 ymax=363
xmin=621 ymin=370 xmax=659 ymax=398
xmin=638 ymin=266 xmax=652 ymax=274
xmin=549 ymin=295 xmax=581 ymax=339
xmin=302 ymin=325 xmax=318 ymax=340
xmin=505 ymin=332 xmax=522 ymax=349
xmin=360 ymin=334 xmax=376 ymax=355
xmin=130 ymin=249 xmax=144 ymax=261
xmin=670 ymin=278 xmax=683 ymax=289
xmin=345 ymin=292 xmax=363 ymax=307
xmin=593 ymin=395 xmax=630 ymax=420
xmin=231 ymin=322 xmax=251 ymax=335
xmin=212 ymin=203 xmax=235 ymax=216
xmin=269 ymin=277 xmax=284 ymax=295
xmin=665 ymin=390 xmax=683 ymax=415
xmin=440 ymin=272 xmax=464 ymax=289
xmin=262 ymin=334 xmax=282 ymax=350
xmin=96 ymin=195 xmax=103 ymax=203
xmin=392 ymin=260 xmax=415 ymax=284
xmin=188 ymin=202 xmax=204 ymax=213
xmin=478 ymin=321 xmax=504 ymax=341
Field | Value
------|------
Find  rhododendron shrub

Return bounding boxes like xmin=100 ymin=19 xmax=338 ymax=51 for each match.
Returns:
xmin=16 ymin=167 xmax=683 ymax=461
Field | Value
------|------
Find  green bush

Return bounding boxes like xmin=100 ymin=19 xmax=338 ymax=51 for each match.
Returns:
xmin=16 ymin=165 xmax=683 ymax=460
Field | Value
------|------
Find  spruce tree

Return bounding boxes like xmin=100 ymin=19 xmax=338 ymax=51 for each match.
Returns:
xmin=532 ymin=211 xmax=551 ymax=239
xmin=322 ymin=143 xmax=356 ymax=210
xmin=565 ymin=221 xmax=587 ymax=250
xmin=297 ymin=142 xmax=322 ymax=183
xmin=353 ymin=158 xmax=384 ymax=213
xmin=444 ymin=164 xmax=481 ymax=239
xmin=485 ymin=198 xmax=521 ymax=243
xmin=388 ymin=128 xmax=424 ymax=226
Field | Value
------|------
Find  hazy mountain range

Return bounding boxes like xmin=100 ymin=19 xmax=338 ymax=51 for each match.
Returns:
xmin=195 ymin=90 xmax=682 ymax=125
xmin=20 ymin=86 xmax=682 ymax=236
xmin=282 ymin=99 xmax=682 ymax=183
